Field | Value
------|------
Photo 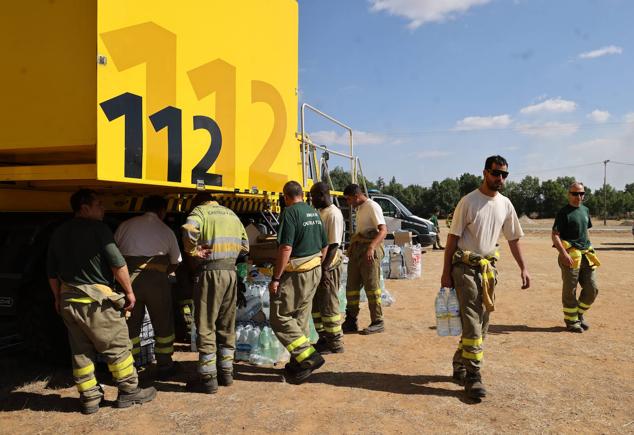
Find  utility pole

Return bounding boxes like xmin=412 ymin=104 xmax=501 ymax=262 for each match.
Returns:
xmin=603 ymin=159 xmax=610 ymax=226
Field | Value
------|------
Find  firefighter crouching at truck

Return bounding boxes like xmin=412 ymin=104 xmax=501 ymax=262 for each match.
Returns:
xmin=114 ymin=195 xmax=182 ymax=378
xmin=309 ymin=182 xmax=346 ymax=354
xmin=47 ymin=189 xmax=156 ymax=414
xmin=269 ymin=181 xmax=328 ymax=383
xmin=341 ymin=184 xmax=388 ymax=335
xmin=551 ymin=181 xmax=600 ymax=333
xmin=181 ymin=193 xmax=249 ymax=393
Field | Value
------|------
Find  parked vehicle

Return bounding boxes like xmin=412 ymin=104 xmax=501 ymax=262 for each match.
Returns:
xmin=368 ymin=192 xmax=436 ymax=247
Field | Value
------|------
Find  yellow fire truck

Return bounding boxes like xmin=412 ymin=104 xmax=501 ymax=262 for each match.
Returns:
xmin=0 ymin=0 xmax=363 ymax=360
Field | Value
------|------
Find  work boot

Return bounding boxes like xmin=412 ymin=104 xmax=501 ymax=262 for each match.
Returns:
xmin=464 ymin=372 xmax=487 ymax=399
xmin=218 ymin=370 xmax=233 ymax=387
xmin=566 ymin=322 xmax=584 ymax=333
xmin=342 ymin=316 xmax=358 ymax=333
xmin=360 ymin=320 xmax=385 ymax=335
xmin=578 ymin=314 xmax=590 ymax=331
xmin=185 ymin=375 xmax=219 ymax=394
xmin=115 ymin=386 xmax=157 ymax=408
xmin=452 ymin=366 xmax=467 ymax=386
xmin=156 ymin=361 xmax=180 ymax=381
xmin=285 ymin=352 xmax=325 ymax=385
xmin=314 ymin=338 xmax=344 ymax=354
xmin=80 ymin=398 xmax=101 ymax=415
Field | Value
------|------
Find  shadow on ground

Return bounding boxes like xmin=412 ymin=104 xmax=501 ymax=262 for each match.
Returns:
xmin=308 ymin=371 xmax=475 ymax=403
xmin=0 ymin=391 xmax=87 ymax=413
xmin=487 ymin=324 xmax=566 ymax=334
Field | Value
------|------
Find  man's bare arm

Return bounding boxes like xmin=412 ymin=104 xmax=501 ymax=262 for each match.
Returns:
xmin=551 ymin=231 xmax=573 ymax=267
xmin=112 ymin=265 xmax=136 ymax=311
xmin=508 ymin=239 xmax=530 ymax=289
xmin=441 ymin=234 xmax=459 ymax=288
xmin=48 ymin=278 xmax=61 ymax=314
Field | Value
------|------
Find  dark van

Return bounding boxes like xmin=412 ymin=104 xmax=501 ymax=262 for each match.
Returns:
xmin=368 ymin=192 xmax=436 ymax=247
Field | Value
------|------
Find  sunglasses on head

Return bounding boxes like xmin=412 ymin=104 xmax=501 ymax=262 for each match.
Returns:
xmin=487 ymin=169 xmax=509 ymax=179
xmin=569 ymin=191 xmax=585 ymax=197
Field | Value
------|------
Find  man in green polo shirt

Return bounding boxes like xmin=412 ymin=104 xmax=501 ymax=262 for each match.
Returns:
xmin=269 ymin=181 xmax=328 ymax=384
xmin=47 ymin=189 xmax=156 ymax=414
xmin=552 ymin=181 xmax=600 ymax=333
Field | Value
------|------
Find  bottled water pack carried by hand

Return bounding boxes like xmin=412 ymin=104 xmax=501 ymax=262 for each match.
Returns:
xmin=435 ymin=287 xmax=461 ymax=336
xmin=435 ymin=287 xmax=450 ymax=336
xmin=447 ymin=288 xmax=462 ymax=336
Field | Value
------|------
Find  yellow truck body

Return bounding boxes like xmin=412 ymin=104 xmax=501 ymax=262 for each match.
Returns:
xmin=0 ymin=0 xmax=300 ymax=211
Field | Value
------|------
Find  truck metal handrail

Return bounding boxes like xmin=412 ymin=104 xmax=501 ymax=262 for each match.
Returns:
xmin=300 ymin=103 xmax=356 ymax=188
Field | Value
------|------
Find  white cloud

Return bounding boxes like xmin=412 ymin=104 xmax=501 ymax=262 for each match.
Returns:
xmin=414 ymin=149 xmax=454 ymax=159
xmin=520 ymin=97 xmax=577 ymax=115
xmin=308 ymin=130 xmax=394 ymax=146
xmin=454 ymin=114 xmax=512 ymax=131
xmin=566 ymin=138 xmax=613 ymax=151
xmin=587 ymin=110 xmax=611 ymax=123
xmin=578 ymin=45 xmax=623 ymax=60
xmin=624 ymin=113 xmax=634 ymax=124
xmin=368 ymin=0 xmax=491 ymax=29
xmin=516 ymin=122 xmax=579 ymax=137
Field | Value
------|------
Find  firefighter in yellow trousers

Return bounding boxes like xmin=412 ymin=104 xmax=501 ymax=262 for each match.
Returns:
xmin=441 ymin=156 xmax=530 ymax=400
xmin=310 ymin=182 xmax=345 ymax=354
xmin=47 ymin=189 xmax=156 ymax=414
xmin=182 ymin=193 xmax=249 ymax=394
xmin=269 ymin=181 xmax=328 ymax=384
xmin=115 ymin=195 xmax=182 ymax=378
xmin=552 ymin=182 xmax=600 ymax=333
xmin=341 ymin=184 xmax=388 ymax=335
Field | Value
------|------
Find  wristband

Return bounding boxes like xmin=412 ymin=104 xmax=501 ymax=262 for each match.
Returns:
xmin=271 ymin=277 xmax=281 ymax=283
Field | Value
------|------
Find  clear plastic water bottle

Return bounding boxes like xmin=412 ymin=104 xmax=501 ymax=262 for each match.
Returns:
xmin=435 ymin=287 xmax=450 ymax=336
xmin=246 ymin=324 xmax=261 ymax=360
xmin=235 ymin=323 xmax=249 ymax=361
xmin=447 ymin=288 xmax=462 ymax=336
xmin=309 ymin=317 xmax=319 ymax=343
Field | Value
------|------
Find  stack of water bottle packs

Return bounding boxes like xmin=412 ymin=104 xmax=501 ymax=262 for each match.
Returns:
xmin=435 ymin=287 xmax=462 ymax=336
xmin=382 ymin=243 xmax=422 ymax=280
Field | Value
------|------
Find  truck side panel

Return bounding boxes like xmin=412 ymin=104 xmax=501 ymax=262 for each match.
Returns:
xmin=97 ymin=0 xmax=300 ymax=193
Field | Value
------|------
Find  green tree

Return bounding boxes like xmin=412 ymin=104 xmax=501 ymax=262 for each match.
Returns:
xmin=518 ymin=176 xmax=541 ymax=216
xmin=326 ymin=166 xmax=375 ymax=192
xmin=540 ymin=180 xmax=568 ymax=217
xmin=429 ymin=178 xmax=461 ymax=216
xmin=457 ymin=173 xmax=482 ymax=197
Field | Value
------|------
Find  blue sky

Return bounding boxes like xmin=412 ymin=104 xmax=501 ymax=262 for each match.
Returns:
xmin=298 ymin=0 xmax=633 ymax=190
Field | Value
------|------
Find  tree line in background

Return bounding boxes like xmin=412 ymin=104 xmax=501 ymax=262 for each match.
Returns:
xmin=328 ymin=167 xmax=634 ymax=219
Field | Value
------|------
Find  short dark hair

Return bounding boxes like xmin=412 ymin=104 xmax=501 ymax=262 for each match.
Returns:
xmin=310 ymin=181 xmax=330 ymax=196
xmin=283 ymin=181 xmax=303 ymax=198
xmin=343 ymin=184 xmax=362 ymax=196
xmin=191 ymin=192 xmax=214 ymax=209
xmin=484 ymin=155 xmax=508 ymax=170
xmin=70 ymin=189 xmax=98 ymax=213
xmin=144 ymin=195 xmax=167 ymax=213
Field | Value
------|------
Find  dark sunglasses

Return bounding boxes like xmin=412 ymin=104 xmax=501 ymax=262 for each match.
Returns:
xmin=569 ymin=191 xmax=585 ymax=197
xmin=487 ymin=169 xmax=509 ymax=179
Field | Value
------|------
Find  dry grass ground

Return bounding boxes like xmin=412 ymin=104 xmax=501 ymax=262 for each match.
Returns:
xmin=1 ymin=226 xmax=633 ymax=434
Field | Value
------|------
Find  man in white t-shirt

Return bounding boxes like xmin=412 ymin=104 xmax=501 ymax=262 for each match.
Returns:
xmin=441 ymin=155 xmax=530 ymax=401
xmin=115 ymin=196 xmax=182 ymax=378
xmin=309 ymin=182 xmax=346 ymax=353
xmin=342 ymin=184 xmax=388 ymax=335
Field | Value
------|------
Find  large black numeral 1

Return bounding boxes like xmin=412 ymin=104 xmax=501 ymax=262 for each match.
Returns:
xmin=191 ymin=116 xmax=223 ymax=186
xmin=100 ymin=92 xmax=143 ymax=179
xmin=149 ymin=106 xmax=182 ymax=182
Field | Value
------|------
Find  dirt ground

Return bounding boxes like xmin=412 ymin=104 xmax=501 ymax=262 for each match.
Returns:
xmin=1 ymin=225 xmax=633 ymax=434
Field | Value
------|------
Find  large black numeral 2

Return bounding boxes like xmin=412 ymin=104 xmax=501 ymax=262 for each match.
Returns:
xmin=191 ymin=116 xmax=222 ymax=186
xmin=100 ymin=92 xmax=143 ymax=179
xmin=150 ymin=106 xmax=182 ymax=182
